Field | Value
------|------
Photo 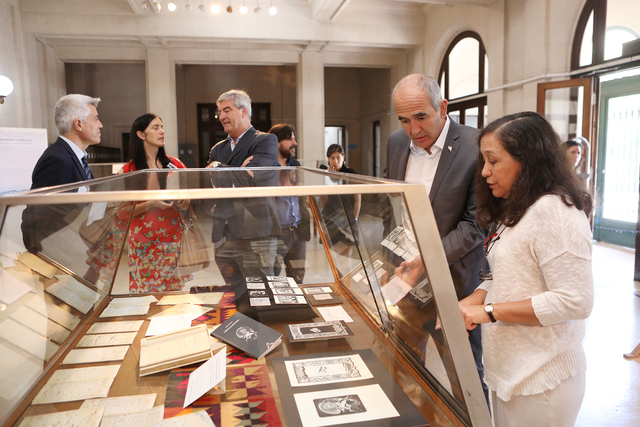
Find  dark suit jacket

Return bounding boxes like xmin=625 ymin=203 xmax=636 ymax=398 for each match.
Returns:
xmin=386 ymin=121 xmax=486 ymax=299
xmin=208 ymin=127 xmax=279 ymax=167
xmin=22 ymin=137 xmax=91 ymax=253
xmin=31 ymin=137 xmax=91 ymax=190
xmin=207 ymin=127 xmax=281 ymax=242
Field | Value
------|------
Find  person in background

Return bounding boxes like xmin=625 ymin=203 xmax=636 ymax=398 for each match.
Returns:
xmin=31 ymin=94 xmax=102 ymax=189
xmin=460 ymin=111 xmax=593 ymax=426
xmin=119 ymin=113 xmax=190 ymax=293
xmin=319 ymin=144 xmax=361 ymax=246
xmin=206 ymin=89 xmax=280 ymax=290
xmin=269 ymin=124 xmax=310 ymax=283
xmin=565 ymin=138 xmax=582 ymax=172
xmin=389 ymin=74 xmax=487 ymax=399
xmin=22 ymin=94 xmax=102 ymax=253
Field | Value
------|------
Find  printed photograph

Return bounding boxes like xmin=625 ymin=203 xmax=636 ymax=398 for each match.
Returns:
xmin=247 ymin=282 xmax=266 ymax=290
xmin=314 ymin=395 xmax=366 ymax=418
xmin=249 ymin=290 xmax=268 ymax=297
xmin=245 ymin=276 xmax=263 ymax=283
xmin=250 ymin=298 xmax=271 ymax=307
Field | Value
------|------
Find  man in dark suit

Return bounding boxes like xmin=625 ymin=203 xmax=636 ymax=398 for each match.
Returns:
xmin=386 ymin=74 xmax=488 ymax=400
xmin=207 ymin=89 xmax=280 ymax=290
xmin=31 ymin=94 xmax=102 ymax=189
xmin=22 ymin=94 xmax=102 ymax=253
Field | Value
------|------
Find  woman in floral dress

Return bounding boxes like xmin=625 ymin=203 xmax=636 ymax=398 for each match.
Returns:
xmin=120 ymin=113 xmax=190 ymax=293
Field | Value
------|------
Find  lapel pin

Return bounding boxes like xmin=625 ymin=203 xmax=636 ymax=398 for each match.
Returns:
xmin=448 ymin=146 xmax=452 ymax=152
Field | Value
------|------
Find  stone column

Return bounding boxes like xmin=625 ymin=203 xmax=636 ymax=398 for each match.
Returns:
xmin=146 ymin=49 xmax=178 ymax=156
xmin=296 ymin=49 xmax=325 ymax=165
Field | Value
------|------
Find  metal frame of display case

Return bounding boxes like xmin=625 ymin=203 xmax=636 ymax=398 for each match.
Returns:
xmin=0 ymin=167 xmax=491 ymax=427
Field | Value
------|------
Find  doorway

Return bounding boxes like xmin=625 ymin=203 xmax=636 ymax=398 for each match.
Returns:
xmin=593 ymin=73 xmax=640 ymax=248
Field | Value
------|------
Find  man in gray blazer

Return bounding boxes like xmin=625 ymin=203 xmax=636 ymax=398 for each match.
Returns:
xmin=387 ymin=74 xmax=488 ymax=400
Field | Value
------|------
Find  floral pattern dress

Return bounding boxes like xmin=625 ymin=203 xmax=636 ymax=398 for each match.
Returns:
xmin=121 ymin=157 xmax=190 ymax=293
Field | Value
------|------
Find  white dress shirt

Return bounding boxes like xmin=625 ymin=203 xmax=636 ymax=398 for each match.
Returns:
xmin=60 ymin=135 xmax=88 ymax=163
xmin=404 ymin=116 xmax=451 ymax=195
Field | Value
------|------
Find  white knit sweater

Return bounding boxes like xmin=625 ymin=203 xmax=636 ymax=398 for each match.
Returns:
xmin=477 ymin=195 xmax=594 ymax=401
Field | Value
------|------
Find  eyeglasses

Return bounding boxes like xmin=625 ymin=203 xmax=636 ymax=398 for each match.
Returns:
xmin=478 ymin=226 xmax=504 ymax=281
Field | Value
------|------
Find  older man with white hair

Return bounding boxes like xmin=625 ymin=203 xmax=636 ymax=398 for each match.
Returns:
xmin=30 ymin=94 xmax=102 ymax=189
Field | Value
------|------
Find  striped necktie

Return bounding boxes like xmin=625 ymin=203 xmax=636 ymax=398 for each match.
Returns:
xmin=81 ymin=155 xmax=94 ymax=180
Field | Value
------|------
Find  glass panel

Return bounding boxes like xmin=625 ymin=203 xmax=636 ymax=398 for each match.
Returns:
xmin=605 ymin=0 xmax=640 ymax=61
xmin=544 ymin=86 xmax=585 ymax=141
xmin=465 ymin=107 xmax=479 ymax=129
xmin=449 ymin=37 xmax=479 ymax=99
xmin=580 ymin=11 xmax=594 ymax=67
xmin=449 ymin=110 xmax=460 ymax=123
xmin=0 ymin=168 xmax=488 ymax=426
xmin=602 ymin=93 xmax=640 ymax=222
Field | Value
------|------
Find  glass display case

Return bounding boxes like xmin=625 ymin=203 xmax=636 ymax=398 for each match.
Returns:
xmin=0 ymin=167 xmax=491 ymax=427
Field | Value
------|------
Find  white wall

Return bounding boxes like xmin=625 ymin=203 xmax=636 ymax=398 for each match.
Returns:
xmin=65 ymin=63 xmax=147 ymax=154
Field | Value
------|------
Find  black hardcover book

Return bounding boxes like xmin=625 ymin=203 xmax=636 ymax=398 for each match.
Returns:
xmin=211 ymin=312 xmax=283 ymax=359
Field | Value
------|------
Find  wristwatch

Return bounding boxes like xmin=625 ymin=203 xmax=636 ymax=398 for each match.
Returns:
xmin=484 ymin=304 xmax=497 ymax=323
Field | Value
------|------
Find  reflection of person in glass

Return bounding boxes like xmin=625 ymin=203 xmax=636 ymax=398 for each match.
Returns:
xmin=120 ymin=114 xmax=190 ymax=293
xmin=270 ymin=124 xmax=310 ymax=283
xmin=460 ymin=112 xmax=593 ymax=426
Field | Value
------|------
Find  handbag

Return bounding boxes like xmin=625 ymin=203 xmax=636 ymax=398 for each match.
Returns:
xmin=79 ymin=204 xmax=117 ymax=249
xmin=179 ymin=206 xmax=213 ymax=273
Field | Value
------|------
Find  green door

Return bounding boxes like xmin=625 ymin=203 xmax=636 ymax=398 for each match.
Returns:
xmin=593 ymin=74 xmax=640 ymax=248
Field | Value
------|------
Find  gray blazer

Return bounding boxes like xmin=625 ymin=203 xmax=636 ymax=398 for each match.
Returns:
xmin=386 ymin=120 xmax=486 ymax=299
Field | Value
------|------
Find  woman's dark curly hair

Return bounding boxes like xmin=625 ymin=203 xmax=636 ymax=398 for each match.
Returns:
xmin=129 ymin=113 xmax=171 ymax=171
xmin=475 ymin=111 xmax=592 ymax=228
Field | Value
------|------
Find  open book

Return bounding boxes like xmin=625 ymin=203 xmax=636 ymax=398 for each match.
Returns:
xmin=211 ymin=312 xmax=282 ymax=359
xmin=139 ymin=324 xmax=212 ymax=376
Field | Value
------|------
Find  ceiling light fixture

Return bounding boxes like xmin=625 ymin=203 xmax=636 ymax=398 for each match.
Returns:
xmin=142 ymin=1 xmax=149 ymax=10
xmin=199 ymin=0 xmax=205 ymax=11
xmin=185 ymin=0 xmax=193 ymax=11
xmin=254 ymin=0 xmax=261 ymax=13
xmin=211 ymin=0 xmax=220 ymax=13
xmin=269 ymin=0 xmax=276 ymax=15
xmin=227 ymin=0 xmax=232 ymax=13
xmin=0 ymin=76 xmax=14 ymax=104
xmin=168 ymin=2 xmax=177 ymax=11
xmin=240 ymin=0 xmax=247 ymax=14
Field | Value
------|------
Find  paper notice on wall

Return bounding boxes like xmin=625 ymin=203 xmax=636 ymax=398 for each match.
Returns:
xmin=0 ymin=127 xmax=48 ymax=194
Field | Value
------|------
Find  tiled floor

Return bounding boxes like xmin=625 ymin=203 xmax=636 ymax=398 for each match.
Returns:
xmin=576 ymin=243 xmax=640 ymax=427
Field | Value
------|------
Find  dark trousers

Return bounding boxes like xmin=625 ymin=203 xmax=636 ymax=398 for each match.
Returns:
xmin=273 ymin=225 xmax=307 ymax=284
xmin=214 ymin=225 xmax=276 ymax=289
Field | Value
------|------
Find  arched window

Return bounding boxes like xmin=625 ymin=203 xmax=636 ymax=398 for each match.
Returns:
xmin=439 ymin=31 xmax=488 ymax=129
xmin=572 ymin=0 xmax=640 ymax=69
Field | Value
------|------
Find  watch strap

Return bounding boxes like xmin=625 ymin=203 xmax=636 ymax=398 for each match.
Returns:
xmin=485 ymin=303 xmax=497 ymax=323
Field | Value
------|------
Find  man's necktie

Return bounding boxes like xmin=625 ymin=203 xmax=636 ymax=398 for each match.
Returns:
xmin=81 ymin=155 xmax=94 ymax=180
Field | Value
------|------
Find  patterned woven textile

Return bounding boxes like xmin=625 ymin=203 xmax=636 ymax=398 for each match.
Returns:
xmin=164 ymin=290 xmax=283 ymax=426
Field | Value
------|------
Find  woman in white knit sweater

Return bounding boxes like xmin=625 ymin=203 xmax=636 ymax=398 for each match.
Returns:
xmin=459 ymin=111 xmax=594 ymax=427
